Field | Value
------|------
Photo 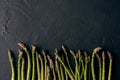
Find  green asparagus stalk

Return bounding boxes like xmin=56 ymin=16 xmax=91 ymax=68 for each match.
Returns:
xmin=78 ymin=50 xmax=81 ymax=80
xmin=36 ymin=52 xmax=41 ymax=80
xmin=96 ymin=54 xmax=102 ymax=80
xmin=21 ymin=58 xmax=25 ymax=80
xmin=46 ymin=66 xmax=50 ymax=80
xmin=84 ymin=52 xmax=89 ymax=80
xmin=70 ymin=50 xmax=79 ymax=80
xmin=52 ymin=58 xmax=56 ymax=80
xmin=55 ymin=58 xmax=61 ymax=80
xmin=88 ymin=56 xmax=90 ymax=80
xmin=60 ymin=62 xmax=64 ymax=80
xmin=62 ymin=45 xmax=74 ymax=76
xmin=18 ymin=50 xmax=23 ymax=80
xmin=55 ymin=49 xmax=75 ymax=80
xmin=32 ymin=45 xmax=36 ymax=80
xmin=65 ymin=68 xmax=68 ymax=80
xmin=102 ymin=52 xmax=105 ymax=80
xmin=107 ymin=51 xmax=112 ymax=80
xmin=42 ymin=50 xmax=47 ymax=80
xmin=38 ymin=54 xmax=44 ymax=80
xmin=47 ymin=55 xmax=56 ymax=80
xmin=91 ymin=47 xmax=102 ymax=80
xmin=80 ymin=55 xmax=84 ymax=79
xmin=8 ymin=50 xmax=15 ymax=80
xmin=60 ymin=55 xmax=65 ymax=80
xmin=75 ymin=52 xmax=80 ymax=80
xmin=18 ymin=43 xmax=31 ymax=80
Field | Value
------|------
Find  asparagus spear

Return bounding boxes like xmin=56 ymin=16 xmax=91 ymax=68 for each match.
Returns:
xmin=55 ymin=49 xmax=74 ymax=80
xmin=78 ymin=50 xmax=82 ymax=80
xmin=8 ymin=50 xmax=15 ymax=80
xmin=36 ymin=52 xmax=41 ymax=80
xmin=18 ymin=43 xmax=31 ymax=80
xmin=65 ymin=68 xmax=68 ymax=80
xmin=102 ymin=52 xmax=105 ymax=80
xmin=62 ymin=45 xmax=74 ymax=76
xmin=18 ymin=50 xmax=23 ymax=80
xmin=38 ymin=54 xmax=44 ymax=80
xmin=46 ymin=66 xmax=50 ymax=80
xmin=60 ymin=62 xmax=64 ymax=80
xmin=84 ymin=52 xmax=89 ymax=80
xmin=96 ymin=54 xmax=102 ymax=80
xmin=60 ymin=55 xmax=68 ymax=80
xmin=88 ymin=56 xmax=91 ymax=80
xmin=60 ymin=55 xmax=65 ymax=80
xmin=91 ymin=47 xmax=102 ymax=80
xmin=42 ymin=50 xmax=47 ymax=80
xmin=70 ymin=50 xmax=79 ymax=80
xmin=21 ymin=58 xmax=25 ymax=80
xmin=107 ymin=51 xmax=112 ymax=80
xmin=55 ymin=58 xmax=61 ymax=80
xmin=80 ymin=55 xmax=84 ymax=79
xmin=47 ymin=55 xmax=56 ymax=80
xmin=32 ymin=45 xmax=36 ymax=80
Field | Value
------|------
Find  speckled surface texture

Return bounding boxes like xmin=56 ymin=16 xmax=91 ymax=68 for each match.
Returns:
xmin=0 ymin=0 xmax=120 ymax=80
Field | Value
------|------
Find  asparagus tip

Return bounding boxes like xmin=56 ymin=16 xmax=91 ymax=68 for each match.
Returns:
xmin=78 ymin=49 xmax=81 ymax=53
xmin=18 ymin=42 xmax=26 ymax=49
xmin=31 ymin=44 xmax=36 ymax=50
xmin=55 ymin=48 xmax=58 ymax=53
xmin=8 ymin=50 xmax=12 ymax=58
xmin=84 ymin=51 xmax=88 ymax=56
xmin=76 ymin=52 xmax=79 ymax=59
xmin=84 ymin=51 xmax=89 ymax=62
xmin=47 ymin=55 xmax=54 ymax=69
xmin=107 ymin=51 xmax=112 ymax=61
xmin=62 ymin=45 xmax=68 ymax=55
xmin=61 ymin=45 xmax=65 ymax=50
xmin=78 ymin=50 xmax=81 ymax=57
xmin=70 ymin=50 xmax=75 ymax=56
xmin=94 ymin=47 xmax=102 ymax=53
xmin=47 ymin=55 xmax=51 ymax=61
xmin=42 ymin=50 xmax=45 ymax=54
xmin=42 ymin=50 xmax=47 ymax=59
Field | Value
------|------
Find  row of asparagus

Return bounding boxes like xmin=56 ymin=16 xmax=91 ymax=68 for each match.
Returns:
xmin=8 ymin=43 xmax=113 ymax=80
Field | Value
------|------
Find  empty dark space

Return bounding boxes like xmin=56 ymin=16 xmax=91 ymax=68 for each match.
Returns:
xmin=0 ymin=0 xmax=120 ymax=80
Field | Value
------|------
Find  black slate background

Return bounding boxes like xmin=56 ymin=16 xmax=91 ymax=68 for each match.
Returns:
xmin=0 ymin=0 xmax=120 ymax=80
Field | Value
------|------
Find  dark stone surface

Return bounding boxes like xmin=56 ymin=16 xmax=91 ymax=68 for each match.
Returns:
xmin=0 ymin=0 xmax=120 ymax=79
